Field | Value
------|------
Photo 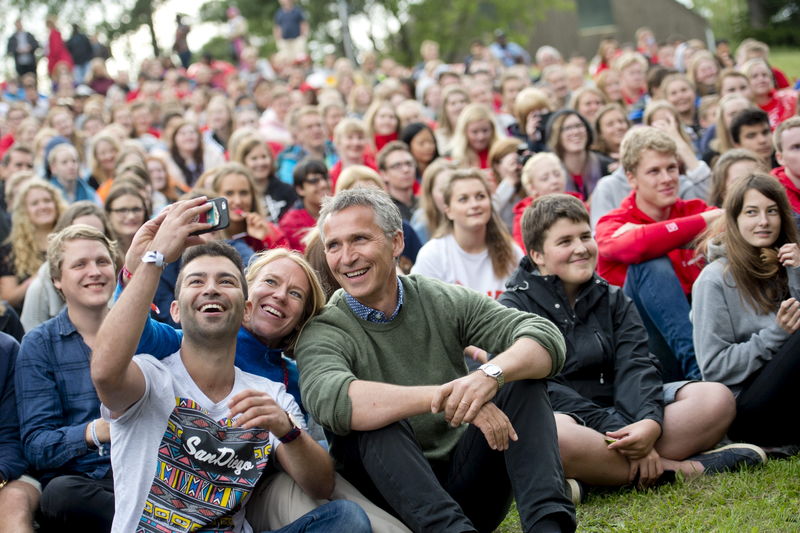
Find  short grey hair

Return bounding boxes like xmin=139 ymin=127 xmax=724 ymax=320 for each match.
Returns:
xmin=317 ymin=188 xmax=403 ymax=242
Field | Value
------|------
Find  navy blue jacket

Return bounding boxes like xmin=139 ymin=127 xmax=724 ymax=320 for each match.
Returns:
xmin=0 ymin=332 xmax=27 ymax=482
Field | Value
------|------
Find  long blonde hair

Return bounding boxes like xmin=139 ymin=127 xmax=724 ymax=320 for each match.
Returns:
xmin=9 ymin=179 xmax=66 ymax=279
xmin=449 ymin=103 xmax=499 ymax=168
xmin=245 ymin=248 xmax=326 ymax=353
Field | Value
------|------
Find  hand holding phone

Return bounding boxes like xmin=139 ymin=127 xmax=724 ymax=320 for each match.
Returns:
xmin=191 ymin=197 xmax=230 ymax=235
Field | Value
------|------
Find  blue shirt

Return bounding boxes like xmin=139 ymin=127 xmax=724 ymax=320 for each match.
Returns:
xmin=344 ymin=277 xmax=405 ymax=323
xmin=275 ymin=6 xmax=306 ymax=40
xmin=136 ymin=320 xmax=303 ymax=411
xmin=49 ymin=176 xmax=101 ymax=205
xmin=489 ymin=41 xmax=530 ymax=66
xmin=275 ymin=141 xmax=339 ymax=185
xmin=15 ymin=309 xmax=110 ymax=484
xmin=0 ymin=333 xmax=27 ymax=482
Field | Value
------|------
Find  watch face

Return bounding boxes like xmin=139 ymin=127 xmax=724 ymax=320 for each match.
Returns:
xmin=481 ymin=363 xmax=502 ymax=377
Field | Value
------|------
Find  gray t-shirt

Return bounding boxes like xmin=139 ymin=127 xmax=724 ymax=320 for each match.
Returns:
xmin=103 ymin=352 xmax=303 ymax=533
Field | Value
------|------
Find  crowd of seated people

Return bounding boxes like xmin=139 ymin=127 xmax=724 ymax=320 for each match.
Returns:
xmin=2 ymin=12 xmax=799 ymax=531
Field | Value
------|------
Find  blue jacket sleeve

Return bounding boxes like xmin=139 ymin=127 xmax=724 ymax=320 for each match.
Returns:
xmin=0 ymin=333 xmax=27 ymax=481
xmin=136 ymin=316 xmax=183 ymax=358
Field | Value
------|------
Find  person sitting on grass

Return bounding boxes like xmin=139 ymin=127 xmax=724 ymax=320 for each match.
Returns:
xmin=594 ymin=127 xmax=723 ymax=381
xmin=16 ymin=224 xmax=118 ymax=531
xmin=91 ymin=201 xmax=371 ymax=532
xmin=693 ymin=174 xmax=800 ymax=451
xmin=500 ymin=194 xmax=766 ymax=493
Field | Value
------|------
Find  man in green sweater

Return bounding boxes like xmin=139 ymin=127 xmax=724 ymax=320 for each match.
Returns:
xmin=295 ymin=188 xmax=576 ymax=533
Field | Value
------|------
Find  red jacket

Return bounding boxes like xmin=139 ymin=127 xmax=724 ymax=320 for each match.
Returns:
xmin=772 ymin=166 xmax=800 ymax=214
xmin=278 ymin=206 xmax=316 ymax=252
xmin=47 ymin=28 xmax=73 ymax=76
xmin=760 ymin=89 xmax=797 ymax=129
xmin=595 ymin=192 xmax=712 ymax=294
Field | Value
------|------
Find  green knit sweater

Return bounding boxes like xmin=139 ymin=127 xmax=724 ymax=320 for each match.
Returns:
xmin=295 ymin=275 xmax=565 ymax=460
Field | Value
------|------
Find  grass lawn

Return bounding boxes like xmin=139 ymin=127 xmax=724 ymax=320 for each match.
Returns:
xmin=767 ymin=47 xmax=800 ymax=82
xmin=495 ymin=455 xmax=800 ymax=532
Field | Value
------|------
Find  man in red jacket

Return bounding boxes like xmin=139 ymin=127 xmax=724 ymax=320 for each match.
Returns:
xmin=772 ymin=116 xmax=800 ymax=215
xmin=595 ymin=127 xmax=722 ymax=381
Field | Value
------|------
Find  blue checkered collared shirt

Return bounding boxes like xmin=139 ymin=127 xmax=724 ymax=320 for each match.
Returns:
xmin=344 ymin=277 xmax=405 ymax=323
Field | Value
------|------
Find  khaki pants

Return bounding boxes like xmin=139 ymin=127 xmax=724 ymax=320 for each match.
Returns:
xmin=277 ymin=37 xmax=307 ymax=62
xmin=246 ymin=471 xmax=411 ymax=533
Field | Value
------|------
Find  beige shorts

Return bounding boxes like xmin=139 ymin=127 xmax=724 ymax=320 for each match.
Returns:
xmin=246 ymin=471 xmax=410 ymax=533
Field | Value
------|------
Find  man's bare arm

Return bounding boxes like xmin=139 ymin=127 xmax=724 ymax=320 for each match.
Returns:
xmin=348 ymin=381 xmax=439 ymax=431
xmin=91 ymin=199 xmax=210 ymax=414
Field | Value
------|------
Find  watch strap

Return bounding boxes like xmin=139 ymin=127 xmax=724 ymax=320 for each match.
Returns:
xmin=278 ymin=412 xmax=302 ymax=444
xmin=141 ymin=250 xmax=168 ymax=269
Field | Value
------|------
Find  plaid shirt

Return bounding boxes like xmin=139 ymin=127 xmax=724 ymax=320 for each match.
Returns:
xmin=15 ymin=309 xmax=110 ymax=484
xmin=344 ymin=277 xmax=405 ymax=323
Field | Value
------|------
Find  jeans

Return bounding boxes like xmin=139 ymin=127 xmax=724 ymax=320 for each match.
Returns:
xmin=73 ymin=62 xmax=89 ymax=85
xmin=729 ymin=330 xmax=800 ymax=446
xmin=331 ymin=379 xmax=576 ymax=533
xmin=178 ymin=51 xmax=192 ymax=69
xmin=623 ymin=256 xmax=701 ymax=381
xmin=262 ymin=500 xmax=371 ymax=533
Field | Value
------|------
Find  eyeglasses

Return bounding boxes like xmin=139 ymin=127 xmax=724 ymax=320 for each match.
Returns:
xmin=562 ymin=122 xmax=586 ymax=133
xmin=304 ymin=175 xmax=328 ymax=185
xmin=109 ymin=207 xmax=145 ymax=216
xmin=387 ymin=160 xmax=415 ymax=171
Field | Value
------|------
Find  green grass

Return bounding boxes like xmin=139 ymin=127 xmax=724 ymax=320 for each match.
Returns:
xmin=768 ymin=47 xmax=800 ymax=83
xmin=495 ymin=456 xmax=800 ymax=532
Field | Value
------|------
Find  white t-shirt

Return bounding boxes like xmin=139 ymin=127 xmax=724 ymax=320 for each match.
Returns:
xmin=411 ymin=234 xmax=523 ymax=299
xmin=103 ymin=352 xmax=303 ymax=533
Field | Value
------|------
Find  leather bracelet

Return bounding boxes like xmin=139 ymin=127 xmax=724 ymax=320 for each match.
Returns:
xmin=278 ymin=411 xmax=302 ymax=444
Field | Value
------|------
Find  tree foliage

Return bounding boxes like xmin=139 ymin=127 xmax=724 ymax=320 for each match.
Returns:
xmin=689 ymin=0 xmax=800 ymax=45
xmin=196 ymin=0 xmax=571 ymax=65
xmin=2 ymin=0 xmax=165 ymax=57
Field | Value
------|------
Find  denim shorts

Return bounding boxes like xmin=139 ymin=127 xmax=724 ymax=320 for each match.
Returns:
xmin=663 ymin=380 xmax=693 ymax=404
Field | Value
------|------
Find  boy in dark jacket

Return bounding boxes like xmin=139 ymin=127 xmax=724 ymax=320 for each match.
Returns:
xmin=499 ymin=194 xmax=765 ymax=490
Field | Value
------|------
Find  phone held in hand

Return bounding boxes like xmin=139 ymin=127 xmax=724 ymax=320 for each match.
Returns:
xmin=191 ymin=197 xmax=230 ymax=235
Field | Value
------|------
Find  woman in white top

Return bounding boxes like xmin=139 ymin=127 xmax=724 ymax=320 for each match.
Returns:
xmin=412 ymin=168 xmax=522 ymax=299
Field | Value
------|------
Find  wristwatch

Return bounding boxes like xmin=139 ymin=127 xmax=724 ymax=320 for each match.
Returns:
xmin=479 ymin=362 xmax=505 ymax=392
xmin=141 ymin=250 xmax=168 ymax=269
xmin=278 ymin=411 xmax=302 ymax=444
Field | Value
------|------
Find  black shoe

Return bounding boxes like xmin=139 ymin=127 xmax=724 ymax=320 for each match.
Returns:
xmin=761 ymin=444 xmax=800 ymax=459
xmin=687 ymin=443 xmax=767 ymax=474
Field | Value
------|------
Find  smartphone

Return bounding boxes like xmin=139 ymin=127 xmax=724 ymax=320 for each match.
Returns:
xmin=191 ymin=197 xmax=230 ymax=235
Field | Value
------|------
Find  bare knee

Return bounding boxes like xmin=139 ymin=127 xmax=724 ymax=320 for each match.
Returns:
xmin=555 ymin=414 xmax=583 ymax=464
xmin=681 ymin=382 xmax=736 ymax=424
xmin=0 ymin=481 xmax=39 ymax=528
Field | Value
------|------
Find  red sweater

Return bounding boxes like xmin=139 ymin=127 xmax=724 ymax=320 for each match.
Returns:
xmin=772 ymin=166 xmax=800 ymax=214
xmin=595 ymin=193 xmax=712 ymax=294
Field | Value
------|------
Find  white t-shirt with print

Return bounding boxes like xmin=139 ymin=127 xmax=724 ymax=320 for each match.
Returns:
xmin=411 ymin=234 xmax=523 ymax=299
xmin=103 ymin=352 xmax=304 ymax=533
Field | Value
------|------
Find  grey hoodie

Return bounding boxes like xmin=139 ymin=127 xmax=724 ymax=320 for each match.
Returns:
xmin=589 ymin=161 xmax=712 ymax=229
xmin=691 ymin=240 xmax=800 ymax=394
